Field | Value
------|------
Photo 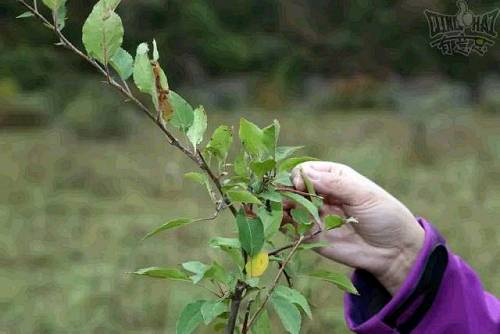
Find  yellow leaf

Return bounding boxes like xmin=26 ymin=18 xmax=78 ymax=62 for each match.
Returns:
xmin=245 ymin=251 xmax=269 ymax=277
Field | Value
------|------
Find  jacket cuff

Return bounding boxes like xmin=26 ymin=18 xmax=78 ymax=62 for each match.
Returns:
xmin=344 ymin=218 xmax=448 ymax=334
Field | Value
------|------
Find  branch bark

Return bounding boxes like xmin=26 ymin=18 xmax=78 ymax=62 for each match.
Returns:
xmin=225 ymin=280 xmax=246 ymax=334
xmin=241 ymin=299 xmax=254 ymax=334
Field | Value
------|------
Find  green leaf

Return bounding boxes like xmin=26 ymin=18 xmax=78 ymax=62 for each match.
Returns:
xmin=96 ymin=0 xmax=121 ymax=11
xmin=54 ymin=3 xmax=67 ymax=30
xmin=41 ymin=0 xmax=66 ymax=10
xmin=205 ymin=125 xmax=233 ymax=161
xmin=271 ymin=294 xmax=301 ymax=334
xmin=132 ymin=267 xmax=190 ymax=281
xmin=16 ymin=11 xmax=35 ymax=19
xmin=300 ymin=169 xmax=315 ymax=195
xmin=142 ymin=218 xmax=192 ymax=240
xmin=182 ymin=261 xmax=210 ymax=284
xmin=208 ymin=238 xmax=244 ymax=269
xmin=208 ymin=237 xmax=241 ymax=249
xmin=233 ymin=152 xmax=247 ymax=176
xmin=184 ymin=172 xmax=213 ymax=200
xmin=187 ymin=106 xmax=207 ymax=149
xmin=252 ymin=309 xmax=272 ymax=334
xmin=152 ymin=38 xmax=160 ymax=61
xmin=169 ymin=91 xmax=195 ymax=132
xmin=324 ymin=215 xmax=344 ymax=230
xmin=204 ymin=262 xmax=232 ymax=286
xmin=218 ymin=247 xmax=244 ymax=270
xmin=201 ymin=300 xmax=227 ymax=325
xmin=274 ymin=285 xmax=312 ymax=319
xmin=278 ymin=156 xmax=317 ymax=173
xmin=307 ymin=270 xmax=359 ymax=295
xmin=250 ymin=159 xmax=276 ymax=178
xmin=236 ymin=209 xmax=264 ymax=256
xmin=258 ymin=189 xmax=282 ymax=202
xmin=281 ymin=192 xmax=320 ymax=222
xmin=82 ymin=0 xmax=124 ymax=64
xmin=274 ymin=172 xmax=293 ymax=186
xmin=188 ymin=173 xmax=213 ymax=202
xmin=226 ymin=190 xmax=262 ymax=205
xmin=176 ymin=300 xmax=205 ymax=334
xmin=245 ymin=277 xmax=260 ymax=287
xmin=298 ymin=241 xmax=330 ymax=250
xmin=110 ymin=47 xmax=133 ymax=80
xmin=133 ymin=42 xmax=154 ymax=94
xmin=262 ymin=119 xmax=280 ymax=157
xmin=257 ymin=201 xmax=283 ymax=239
xmin=184 ymin=172 xmax=206 ymax=185
xmin=276 ymin=146 xmax=304 ymax=161
xmin=239 ymin=118 xmax=265 ymax=157
xmin=291 ymin=208 xmax=312 ymax=225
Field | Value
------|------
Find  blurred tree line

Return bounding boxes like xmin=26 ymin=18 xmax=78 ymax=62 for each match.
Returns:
xmin=1 ymin=0 xmax=499 ymax=113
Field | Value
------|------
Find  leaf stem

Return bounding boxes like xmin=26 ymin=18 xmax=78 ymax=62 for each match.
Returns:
xmin=275 ymin=187 xmax=324 ymax=199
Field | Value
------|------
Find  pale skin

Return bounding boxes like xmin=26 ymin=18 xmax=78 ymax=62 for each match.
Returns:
xmin=285 ymin=161 xmax=425 ymax=295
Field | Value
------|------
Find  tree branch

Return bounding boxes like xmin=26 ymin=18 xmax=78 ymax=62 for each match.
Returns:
xmin=245 ymin=235 xmax=305 ymax=332
xmin=16 ymin=0 xmax=227 ymax=192
xmin=225 ymin=280 xmax=246 ymax=334
xmin=17 ymin=2 xmax=245 ymax=332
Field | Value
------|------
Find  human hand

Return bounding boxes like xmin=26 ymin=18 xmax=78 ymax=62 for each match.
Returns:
xmin=286 ymin=161 xmax=425 ymax=295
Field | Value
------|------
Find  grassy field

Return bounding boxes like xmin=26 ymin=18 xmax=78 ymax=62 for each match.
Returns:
xmin=1 ymin=109 xmax=499 ymax=333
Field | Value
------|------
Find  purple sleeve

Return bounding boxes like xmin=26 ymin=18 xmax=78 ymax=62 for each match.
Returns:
xmin=344 ymin=218 xmax=500 ymax=334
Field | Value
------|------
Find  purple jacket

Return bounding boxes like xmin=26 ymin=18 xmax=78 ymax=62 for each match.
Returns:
xmin=344 ymin=218 xmax=500 ymax=333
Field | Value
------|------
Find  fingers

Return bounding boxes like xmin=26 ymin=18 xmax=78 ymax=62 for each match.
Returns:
xmin=291 ymin=161 xmax=376 ymax=206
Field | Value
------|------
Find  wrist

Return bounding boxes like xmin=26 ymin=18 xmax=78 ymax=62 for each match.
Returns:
xmin=375 ymin=224 xmax=425 ymax=295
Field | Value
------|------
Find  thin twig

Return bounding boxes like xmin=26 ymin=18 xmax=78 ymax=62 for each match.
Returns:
xmin=199 ymin=283 xmax=223 ymax=298
xmin=283 ymin=268 xmax=293 ymax=287
xmin=241 ymin=300 xmax=254 ymax=334
xmin=245 ymin=235 xmax=305 ymax=332
xmin=275 ymin=187 xmax=324 ymax=199
xmin=268 ymin=230 xmax=322 ymax=256
xmin=121 ymin=76 xmax=132 ymax=95
xmin=19 ymin=0 xmax=51 ymax=27
xmin=192 ymin=203 xmax=225 ymax=223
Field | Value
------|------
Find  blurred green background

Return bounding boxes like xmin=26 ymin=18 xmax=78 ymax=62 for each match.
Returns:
xmin=1 ymin=0 xmax=499 ymax=333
